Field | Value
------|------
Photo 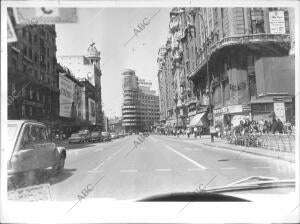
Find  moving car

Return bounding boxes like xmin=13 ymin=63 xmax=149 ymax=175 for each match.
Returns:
xmin=86 ymin=131 xmax=102 ymax=143
xmin=101 ymin=132 xmax=111 ymax=141
xmin=68 ymin=133 xmax=88 ymax=144
xmin=7 ymin=120 xmax=66 ymax=186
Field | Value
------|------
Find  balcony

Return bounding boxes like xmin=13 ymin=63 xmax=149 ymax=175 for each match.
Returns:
xmin=188 ymin=33 xmax=290 ymax=79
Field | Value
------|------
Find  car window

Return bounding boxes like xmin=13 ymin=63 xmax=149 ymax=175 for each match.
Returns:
xmin=29 ymin=125 xmax=39 ymax=142
xmin=39 ymin=127 xmax=48 ymax=141
xmin=20 ymin=125 xmax=32 ymax=150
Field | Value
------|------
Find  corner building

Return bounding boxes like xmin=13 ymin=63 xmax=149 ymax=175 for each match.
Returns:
xmin=158 ymin=7 xmax=295 ymax=130
xmin=122 ymin=69 xmax=159 ymax=133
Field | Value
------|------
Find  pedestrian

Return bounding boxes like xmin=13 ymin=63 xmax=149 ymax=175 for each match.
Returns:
xmin=271 ymin=118 xmax=278 ymax=134
xmin=194 ymin=127 xmax=198 ymax=138
xmin=277 ymin=119 xmax=283 ymax=134
xmin=187 ymin=128 xmax=191 ymax=138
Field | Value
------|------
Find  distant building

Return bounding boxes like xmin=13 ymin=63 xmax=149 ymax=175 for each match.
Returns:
xmin=57 ymin=42 xmax=103 ymax=130
xmin=108 ymin=117 xmax=124 ymax=134
xmin=121 ymin=69 xmax=160 ymax=133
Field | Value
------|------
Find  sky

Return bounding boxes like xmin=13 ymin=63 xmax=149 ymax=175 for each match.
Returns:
xmin=56 ymin=8 xmax=170 ymax=118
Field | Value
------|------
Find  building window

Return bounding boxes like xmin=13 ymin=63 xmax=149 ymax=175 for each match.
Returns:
xmin=34 ymin=34 xmax=38 ymax=43
xmin=22 ymin=46 xmax=27 ymax=56
xmin=21 ymin=105 xmax=26 ymax=117
xmin=29 ymin=32 xmax=32 ymax=43
xmin=29 ymin=106 xmax=33 ymax=117
xmin=37 ymin=90 xmax=40 ymax=101
xmin=29 ymin=48 xmax=33 ymax=59
xmin=34 ymin=53 xmax=38 ymax=62
xmin=29 ymin=88 xmax=33 ymax=99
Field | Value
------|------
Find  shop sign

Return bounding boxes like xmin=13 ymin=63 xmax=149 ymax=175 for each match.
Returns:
xmin=213 ymin=105 xmax=243 ymax=116
xmin=274 ymin=102 xmax=286 ymax=123
xmin=59 ymin=74 xmax=74 ymax=118
xmin=269 ymin=11 xmax=286 ymax=34
xmin=88 ymin=98 xmax=96 ymax=125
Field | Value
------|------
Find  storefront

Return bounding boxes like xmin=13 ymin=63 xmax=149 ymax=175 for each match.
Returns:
xmin=213 ymin=104 xmax=251 ymax=127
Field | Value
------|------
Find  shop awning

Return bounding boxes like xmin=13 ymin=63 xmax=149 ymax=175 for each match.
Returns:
xmin=189 ymin=113 xmax=205 ymax=127
xmin=231 ymin=115 xmax=250 ymax=127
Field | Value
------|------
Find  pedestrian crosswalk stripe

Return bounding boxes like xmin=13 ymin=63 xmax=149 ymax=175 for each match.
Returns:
xmin=165 ymin=145 xmax=207 ymax=170
xmin=188 ymin=168 xmax=203 ymax=171
xmin=155 ymin=169 xmax=171 ymax=172
xmin=220 ymin=167 xmax=236 ymax=170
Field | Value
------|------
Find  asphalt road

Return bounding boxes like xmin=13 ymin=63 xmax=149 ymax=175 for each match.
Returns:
xmin=46 ymin=134 xmax=294 ymax=201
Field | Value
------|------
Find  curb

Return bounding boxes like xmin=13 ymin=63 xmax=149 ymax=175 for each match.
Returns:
xmin=200 ymin=142 xmax=295 ymax=163
xmin=162 ymin=135 xmax=295 ymax=163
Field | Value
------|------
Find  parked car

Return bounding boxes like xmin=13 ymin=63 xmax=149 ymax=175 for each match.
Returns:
xmin=86 ymin=131 xmax=102 ymax=143
xmin=110 ymin=132 xmax=119 ymax=139
xmin=7 ymin=120 xmax=66 ymax=186
xmin=101 ymin=132 xmax=111 ymax=141
xmin=68 ymin=133 xmax=88 ymax=144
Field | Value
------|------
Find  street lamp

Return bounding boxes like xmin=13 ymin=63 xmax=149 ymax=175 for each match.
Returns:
xmin=198 ymin=12 xmax=214 ymax=142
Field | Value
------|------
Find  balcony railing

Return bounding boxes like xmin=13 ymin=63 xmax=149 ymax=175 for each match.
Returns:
xmin=188 ymin=33 xmax=290 ymax=79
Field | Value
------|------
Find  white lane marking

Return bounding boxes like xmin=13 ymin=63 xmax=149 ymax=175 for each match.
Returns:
xmin=120 ymin=169 xmax=137 ymax=173
xmin=149 ymin=136 xmax=158 ymax=142
xmin=155 ymin=169 xmax=172 ymax=172
xmin=165 ymin=145 xmax=207 ymax=170
xmin=94 ymin=148 xmax=104 ymax=152
xmin=220 ymin=167 xmax=236 ymax=170
xmin=93 ymin=162 xmax=104 ymax=171
xmin=88 ymin=170 xmax=103 ymax=173
xmin=188 ymin=168 xmax=204 ymax=171
xmin=252 ymin=166 xmax=270 ymax=169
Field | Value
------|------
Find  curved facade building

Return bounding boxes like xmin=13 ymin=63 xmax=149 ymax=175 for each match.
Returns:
xmin=122 ymin=69 xmax=160 ymax=133
xmin=122 ymin=69 xmax=139 ymax=132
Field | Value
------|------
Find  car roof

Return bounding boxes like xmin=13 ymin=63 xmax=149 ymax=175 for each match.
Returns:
xmin=8 ymin=120 xmax=45 ymax=126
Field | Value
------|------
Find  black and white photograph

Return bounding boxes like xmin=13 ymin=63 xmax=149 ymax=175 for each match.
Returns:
xmin=1 ymin=0 xmax=299 ymax=223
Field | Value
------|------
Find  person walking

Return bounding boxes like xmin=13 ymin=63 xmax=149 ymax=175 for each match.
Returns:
xmin=271 ymin=118 xmax=278 ymax=134
xmin=187 ymin=128 xmax=191 ymax=138
xmin=277 ymin=119 xmax=283 ymax=134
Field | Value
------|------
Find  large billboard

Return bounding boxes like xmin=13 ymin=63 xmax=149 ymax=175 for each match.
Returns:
xmin=88 ymin=98 xmax=96 ymax=124
xmin=59 ymin=74 xmax=74 ymax=117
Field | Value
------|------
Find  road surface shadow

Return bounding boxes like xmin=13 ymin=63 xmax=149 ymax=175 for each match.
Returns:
xmin=8 ymin=168 xmax=76 ymax=191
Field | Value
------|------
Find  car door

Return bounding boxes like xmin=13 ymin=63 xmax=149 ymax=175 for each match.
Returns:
xmin=9 ymin=124 xmax=40 ymax=172
xmin=33 ymin=125 xmax=57 ymax=169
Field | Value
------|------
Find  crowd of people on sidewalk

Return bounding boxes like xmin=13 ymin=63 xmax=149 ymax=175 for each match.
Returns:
xmin=158 ymin=118 xmax=295 ymax=139
xmin=226 ymin=118 xmax=294 ymax=136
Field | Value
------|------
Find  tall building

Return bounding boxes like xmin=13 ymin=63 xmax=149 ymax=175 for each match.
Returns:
xmin=122 ymin=69 xmax=160 ymax=133
xmin=7 ymin=8 xmax=60 ymax=129
xmin=158 ymin=7 xmax=295 ymax=130
xmin=57 ymin=42 xmax=103 ymax=130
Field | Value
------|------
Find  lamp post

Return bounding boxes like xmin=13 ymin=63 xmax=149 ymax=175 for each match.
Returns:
xmin=198 ymin=12 xmax=214 ymax=142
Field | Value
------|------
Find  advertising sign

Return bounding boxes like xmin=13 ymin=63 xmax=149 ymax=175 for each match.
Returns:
xmin=88 ymin=98 xmax=96 ymax=124
xmin=59 ymin=74 xmax=74 ymax=117
xmin=269 ymin=11 xmax=286 ymax=34
xmin=274 ymin=102 xmax=286 ymax=123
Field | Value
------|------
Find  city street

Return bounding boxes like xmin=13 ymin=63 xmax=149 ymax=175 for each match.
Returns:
xmin=48 ymin=135 xmax=295 ymax=201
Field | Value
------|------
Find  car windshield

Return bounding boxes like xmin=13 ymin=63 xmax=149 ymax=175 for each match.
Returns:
xmin=6 ymin=7 xmax=295 ymax=213
xmin=7 ymin=124 xmax=18 ymax=155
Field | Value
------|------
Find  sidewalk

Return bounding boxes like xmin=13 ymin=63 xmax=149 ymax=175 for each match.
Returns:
xmin=164 ymin=135 xmax=295 ymax=163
